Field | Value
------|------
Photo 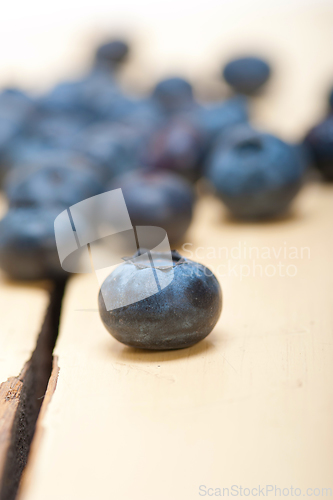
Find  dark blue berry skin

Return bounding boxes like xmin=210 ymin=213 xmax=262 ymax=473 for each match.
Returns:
xmin=144 ymin=117 xmax=206 ymax=183
xmin=1 ymin=137 xmax=63 ymax=173
xmin=38 ymin=69 xmax=122 ymax=119
xmin=304 ymin=115 xmax=333 ymax=181
xmin=196 ymin=96 xmax=249 ymax=146
xmin=0 ymin=88 xmax=35 ymax=124
xmin=223 ymin=56 xmax=271 ymax=94
xmin=98 ymin=250 xmax=222 ymax=350
xmin=152 ymin=77 xmax=194 ymax=114
xmin=4 ymin=151 xmax=104 ymax=209
xmin=108 ymin=170 xmax=195 ymax=245
xmin=0 ymin=208 xmax=66 ymax=281
xmin=94 ymin=40 xmax=129 ymax=67
xmin=0 ymin=119 xmax=22 ymax=183
xmin=206 ymin=127 xmax=306 ymax=219
xmin=37 ymin=81 xmax=86 ymax=114
xmin=120 ymin=99 xmax=165 ymax=138
xmin=0 ymin=89 xmax=36 ymax=180
xmin=71 ymin=122 xmax=141 ymax=182
xmin=27 ymin=111 xmax=92 ymax=149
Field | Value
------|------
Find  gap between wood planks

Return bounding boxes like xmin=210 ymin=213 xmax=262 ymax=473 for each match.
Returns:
xmin=0 ymin=279 xmax=67 ymax=500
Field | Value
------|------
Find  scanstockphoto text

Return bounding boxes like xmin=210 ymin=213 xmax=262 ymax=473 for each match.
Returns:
xmin=199 ymin=485 xmax=332 ymax=497
xmin=182 ymin=242 xmax=311 ymax=280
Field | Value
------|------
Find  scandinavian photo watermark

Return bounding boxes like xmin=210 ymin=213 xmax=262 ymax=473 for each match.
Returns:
xmin=199 ymin=485 xmax=332 ymax=497
xmin=182 ymin=242 xmax=311 ymax=280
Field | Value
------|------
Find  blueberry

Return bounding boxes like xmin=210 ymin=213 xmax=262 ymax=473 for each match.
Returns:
xmin=108 ymin=170 xmax=195 ymax=245
xmin=71 ymin=122 xmax=141 ymax=181
xmin=205 ymin=126 xmax=306 ymax=219
xmin=222 ymin=56 xmax=271 ymax=94
xmin=0 ymin=88 xmax=35 ymax=124
xmin=0 ymin=208 xmax=66 ymax=281
xmin=37 ymin=81 xmax=86 ymax=114
xmin=77 ymin=69 xmax=129 ymax=119
xmin=152 ymin=77 xmax=194 ymax=114
xmin=144 ymin=117 xmax=205 ymax=182
xmin=0 ymin=119 xmax=23 ymax=183
xmin=27 ymin=111 xmax=92 ymax=149
xmin=304 ymin=115 xmax=333 ymax=181
xmin=196 ymin=96 xmax=249 ymax=145
xmin=95 ymin=39 xmax=129 ymax=67
xmin=98 ymin=250 xmax=222 ymax=350
xmin=120 ymin=98 xmax=165 ymax=138
xmin=4 ymin=151 xmax=104 ymax=209
xmin=38 ymin=69 xmax=122 ymax=119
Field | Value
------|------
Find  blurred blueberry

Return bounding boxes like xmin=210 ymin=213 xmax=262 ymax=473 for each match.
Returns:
xmin=304 ymin=115 xmax=333 ymax=181
xmin=0 ymin=207 xmax=67 ymax=281
xmin=222 ymin=56 xmax=271 ymax=94
xmin=196 ymin=96 xmax=249 ymax=145
xmin=0 ymin=119 xmax=23 ymax=182
xmin=0 ymin=88 xmax=35 ymax=179
xmin=1 ymin=136 xmax=59 ymax=170
xmin=38 ymin=68 xmax=122 ymax=119
xmin=37 ymin=81 xmax=87 ymax=114
xmin=144 ymin=117 xmax=206 ymax=182
xmin=206 ymin=126 xmax=306 ymax=219
xmin=94 ymin=39 xmax=129 ymax=68
xmin=4 ymin=151 xmax=104 ymax=209
xmin=98 ymin=249 xmax=222 ymax=350
xmin=0 ymin=88 xmax=35 ymax=124
xmin=152 ymin=77 xmax=194 ymax=114
xmin=108 ymin=170 xmax=195 ymax=245
xmin=120 ymin=98 xmax=165 ymax=137
xmin=27 ymin=111 xmax=92 ymax=149
xmin=71 ymin=122 xmax=142 ymax=181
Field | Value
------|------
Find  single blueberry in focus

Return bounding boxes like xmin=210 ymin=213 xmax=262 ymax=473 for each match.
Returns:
xmin=98 ymin=250 xmax=222 ymax=350
xmin=108 ymin=170 xmax=195 ymax=245
xmin=304 ymin=115 xmax=333 ymax=181
xmin=4 ymin=151 xmax=104 ymax=209
xmin=0 ymin=208 xmax=67 ymax=281
xmin=152 ymin=77 xmax=194 ymax=114
xmin=95 ymin=39 xmax=129 ymax=67
xmin=222 ymin=56 xmax=271 ymax=94
xmin=206 ymin=126 xmax=306 ymax=219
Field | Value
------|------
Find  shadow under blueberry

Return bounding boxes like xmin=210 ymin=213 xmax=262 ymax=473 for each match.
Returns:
xmin=219 ymin=206 xmax=306 ymax=227
xmin=103 ymin=336 xmax=217 ymax=364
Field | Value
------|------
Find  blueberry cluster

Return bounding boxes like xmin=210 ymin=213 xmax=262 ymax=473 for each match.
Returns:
xmin=0 ymin=41 xmax=314 ymax=285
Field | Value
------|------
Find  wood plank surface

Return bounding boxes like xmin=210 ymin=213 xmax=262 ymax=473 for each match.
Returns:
xmin=17 ymin=182 xmax=333 ymax=500
xmin=0 ymin=276 xmax=50 ymax=489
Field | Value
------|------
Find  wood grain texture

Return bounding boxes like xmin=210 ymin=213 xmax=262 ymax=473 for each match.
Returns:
xmin=0 ymin=278 xmax=49 ymax=494
xmin=17 ymin=357 xmax=59 ymax=499
xmin=0 ymin=364 xmax=29 ymax=483
xmin=18 ymin=182 xmax=333 ymax=500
